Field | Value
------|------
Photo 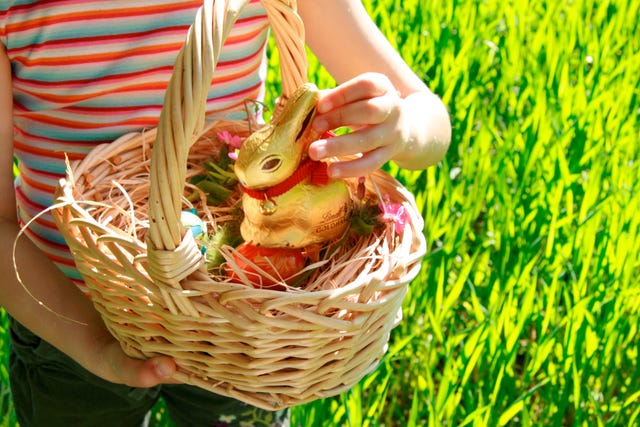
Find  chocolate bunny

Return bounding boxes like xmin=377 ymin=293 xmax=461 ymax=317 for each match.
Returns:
xmin=234 ymin=83 xmax=354 ymax=248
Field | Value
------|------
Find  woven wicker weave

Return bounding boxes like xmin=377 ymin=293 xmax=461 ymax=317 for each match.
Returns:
xmin=53 ymin=0 xmax=427 ymax=410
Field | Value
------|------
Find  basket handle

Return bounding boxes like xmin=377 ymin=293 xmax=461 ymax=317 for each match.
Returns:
xmin=146 ymin=0 xmax=307 ymax=287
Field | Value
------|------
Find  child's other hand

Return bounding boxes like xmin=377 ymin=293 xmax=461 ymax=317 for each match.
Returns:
xmin=92 ymin=334 xmax=179 ymax=388
xmin=308 ymin=72 xmax=408 ymax=178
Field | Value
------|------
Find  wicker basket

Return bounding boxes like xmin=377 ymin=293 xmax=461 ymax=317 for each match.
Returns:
xmin=53 ymin=0 xmax=427 ymax=410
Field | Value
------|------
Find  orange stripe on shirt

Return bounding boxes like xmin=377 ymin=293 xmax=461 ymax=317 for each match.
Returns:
xmin=4 ymin=1 xmax=200 ymax=33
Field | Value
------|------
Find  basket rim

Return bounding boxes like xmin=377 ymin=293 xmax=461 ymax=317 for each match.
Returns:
xmin=56 ymin=139 xmax=427 ymax=301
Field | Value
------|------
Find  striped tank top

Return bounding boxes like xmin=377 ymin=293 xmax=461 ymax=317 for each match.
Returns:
xmin=1 ymin=0 xmax=270 ymax=290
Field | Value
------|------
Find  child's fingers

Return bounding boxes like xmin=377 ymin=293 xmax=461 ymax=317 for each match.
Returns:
xmin=308 ymin=72 xmax=407 ymax=178
xmin=316 ymin=72 xmax=396 ymax=114
xmin=309 ymin=129 xmax=376 ymax=160
xmin=308 ymin=123 xmax=401 ymax=169
xmin=327 ymin=145 xmax=395 ymax=178
xmin=101 ymin=340 xmax=179 ymax=387
xmin=312 ymin=94 xmax=398 ymax=134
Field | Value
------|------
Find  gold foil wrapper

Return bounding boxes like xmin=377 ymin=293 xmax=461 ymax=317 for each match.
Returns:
xmin=240 ymin=179 xmax=353 ymax=248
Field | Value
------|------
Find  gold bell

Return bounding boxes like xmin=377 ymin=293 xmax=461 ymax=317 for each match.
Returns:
xmin=260 ymin=197 xmax=277 ymax=215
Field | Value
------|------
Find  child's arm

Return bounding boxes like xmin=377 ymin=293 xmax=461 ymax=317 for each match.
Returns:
xmin=299 ymin=0 xmax=452 ymax=178
xmin=0 ymin=45 xmax=176 ymax=388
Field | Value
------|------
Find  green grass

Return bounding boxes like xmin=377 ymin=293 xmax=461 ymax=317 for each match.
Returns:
xmin=3 ymin=0 xmax=639 ymax=425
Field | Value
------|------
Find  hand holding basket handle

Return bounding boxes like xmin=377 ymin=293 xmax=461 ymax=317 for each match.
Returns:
xmin=55 ymin=0 xmax=427 ymax=410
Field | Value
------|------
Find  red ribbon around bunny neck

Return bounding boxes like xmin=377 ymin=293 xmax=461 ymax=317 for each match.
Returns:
xmin=239 ymin=130 xmax=335 ymax=201
xmin=240 ymin=158 xmax=329 ymax=201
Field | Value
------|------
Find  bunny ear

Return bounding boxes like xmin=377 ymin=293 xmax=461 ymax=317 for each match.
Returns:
xmin=294 ymin=106 xmax=316 ymax=143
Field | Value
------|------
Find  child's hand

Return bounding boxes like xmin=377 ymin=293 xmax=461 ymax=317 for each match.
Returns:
xmin=97 ymin=338 xmax=179 ymax=387
xmin=308 ymin=72 xmax=405 ymax=178
xmin=308 ymin=72 xmax=451 ymax=178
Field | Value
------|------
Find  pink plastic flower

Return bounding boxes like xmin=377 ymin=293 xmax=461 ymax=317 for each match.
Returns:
xmin=217 ymin=130 xmax=243 ymax=148
xmin=379 ymin=195 xmax=408 ymax=235
xmin=217 ymin=130 xmax=243 ymax=160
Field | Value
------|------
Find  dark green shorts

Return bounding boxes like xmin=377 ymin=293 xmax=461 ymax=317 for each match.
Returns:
xmin=8 ymin=319 xmax=289 ymax=427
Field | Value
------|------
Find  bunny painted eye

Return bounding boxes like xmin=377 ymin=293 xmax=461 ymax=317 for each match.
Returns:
xmin=261 ymin=155 xmax=282 ymax=172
